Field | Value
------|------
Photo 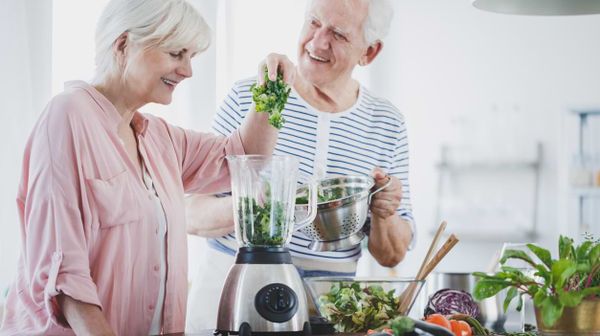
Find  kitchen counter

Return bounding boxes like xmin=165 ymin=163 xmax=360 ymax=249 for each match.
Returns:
xmin=161 ymin=332 xmax=363 ymax=336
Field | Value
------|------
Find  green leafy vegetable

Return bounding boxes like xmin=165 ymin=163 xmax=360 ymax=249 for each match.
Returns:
xmin=250 ymin=69 xmax=291 ymax=129
xmin=473 ymin=235 xmax=600 ymax=328
xmin=296 ymin=186 xmax=346 ymax=204
xmin=238 ymin=197 xmax=287 ymax=246
xmin=317 ymin=282 xmax=402 ymax=332
xmin=389 ymin=316 xmax=415 ymax=335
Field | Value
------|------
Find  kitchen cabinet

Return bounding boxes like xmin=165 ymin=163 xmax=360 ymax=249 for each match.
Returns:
xmin=434 ymin=142 xmax=543 ymax=241
xmin=570 ymin=109 xmax=600 ymax=236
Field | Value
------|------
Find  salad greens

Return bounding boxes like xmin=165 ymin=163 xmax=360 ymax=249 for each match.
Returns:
xmin=238 ymin=197 xmax=287 ymax=246
xmin=250 ymin=69 xmax=291 ymax=129
xmin=389 ymin=316 xmax=415 ymax=335
xmin=296 ymin=186 xmax=346 ymax=204
xmin=473 ymin=235 xmax=600 ymax=327
xmin=317 ymin=282 xmax=402 ymax=332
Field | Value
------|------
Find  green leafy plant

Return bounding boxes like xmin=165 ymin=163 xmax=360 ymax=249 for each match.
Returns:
xmin=473 ymin=235 xmax=600 ymax=327
xmin=317 ymin=282 xmax=403 ymax=332
xmin=250 ymin=69 xmax=291 ymax=129
xmin=238 ymin=197 xmax=287 ymax=246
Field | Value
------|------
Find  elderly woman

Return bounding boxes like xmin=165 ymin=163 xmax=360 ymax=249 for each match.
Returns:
xmin=0 ymin=0 xmax=277 ymax=335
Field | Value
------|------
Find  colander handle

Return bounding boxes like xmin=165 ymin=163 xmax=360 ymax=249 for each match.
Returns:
xmin=293 ymin=176 xmax=318 ymax=231
xmin=368 ymin=176 xmax=392 ymax=204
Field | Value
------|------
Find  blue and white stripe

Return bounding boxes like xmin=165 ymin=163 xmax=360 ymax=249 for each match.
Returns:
xmin=210 ymin=78 xmax=414 ymax=262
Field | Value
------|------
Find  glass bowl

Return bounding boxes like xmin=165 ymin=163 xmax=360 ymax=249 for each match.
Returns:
xmin=304 ymin=276 xmax=426 ymax=332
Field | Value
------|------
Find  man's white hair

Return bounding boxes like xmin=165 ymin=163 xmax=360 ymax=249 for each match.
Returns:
xmin=305 ymin=0 xmax=394 ymax=45
xmin=93 ymin=0 xmax=211 ymax=81
xmin=364 ymin=0 xmax=394 ymax=44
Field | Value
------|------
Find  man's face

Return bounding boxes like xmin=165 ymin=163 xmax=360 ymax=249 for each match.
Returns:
xmin=297 ymin=0 xmax=370 ymax=87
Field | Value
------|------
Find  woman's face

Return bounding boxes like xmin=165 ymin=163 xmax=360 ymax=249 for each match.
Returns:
xmin=123 ymin=44 xmax=197 ymax=105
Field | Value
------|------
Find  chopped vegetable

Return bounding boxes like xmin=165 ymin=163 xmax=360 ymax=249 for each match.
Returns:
xmin=296 ymin=186 xmax=346 ymax=204
xmin=250 ymin=69 xmax=291 ymax=129
xmin=389 ymin=316 xmax=415 ymax=335
xmin=448 ymin=313 xmax=489 ymax=335
xmin=367 ymin=328 xmax=393 ymax=335
xmin=425 ymin=289 xmax=480 ymax=318
xmin=317 ymin=282 xmax=402 ymax=332
xmin=424 ymin=313 xmax=451 ymax=329
xmin=238 ymin=197 xmax=287 ymax=246
xmin=450 ymin=320 xmax=472 ymax=336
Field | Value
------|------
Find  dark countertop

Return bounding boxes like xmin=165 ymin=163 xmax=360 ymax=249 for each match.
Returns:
xmin=162 ymin=332 xmax=362 ymax=336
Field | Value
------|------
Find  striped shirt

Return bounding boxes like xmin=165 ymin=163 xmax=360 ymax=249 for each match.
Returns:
xmin=209 ymin=78 xmax=414 ymax=262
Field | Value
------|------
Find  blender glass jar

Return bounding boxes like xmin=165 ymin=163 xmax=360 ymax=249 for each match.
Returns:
xmin=227 ymin=155 xmax=316 ymax=247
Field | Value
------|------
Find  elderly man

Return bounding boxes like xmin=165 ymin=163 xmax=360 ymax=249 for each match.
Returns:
xmin=185 ymin=0 xmax=414 ymax=330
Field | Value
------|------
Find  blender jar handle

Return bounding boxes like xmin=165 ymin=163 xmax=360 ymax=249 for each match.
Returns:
xmin=293 ymin=177 xmax=318 ymax=231
xmin=368 ymin=175 xmax=392 ymax=204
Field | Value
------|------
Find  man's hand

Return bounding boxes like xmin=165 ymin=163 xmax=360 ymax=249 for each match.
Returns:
xmin=369 ymin=167 xmax=402 ymax=219
xmin=366 ymin=167 xmax=411 ymax=267
xmin=239 ymin=53 xmax=294 ymax=154
xmin=258 ymin=53 xmax=296 ymax=86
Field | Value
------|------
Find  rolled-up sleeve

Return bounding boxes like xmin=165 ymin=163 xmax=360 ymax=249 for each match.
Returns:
xmin=19 ymin=96 xmax=101 ymax=327
xmin=31 ymin=199 xmax=102 ymax=313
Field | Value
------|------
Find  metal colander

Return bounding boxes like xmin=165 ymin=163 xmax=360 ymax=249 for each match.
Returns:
xmin=295 ymin=175 xmax=390 ymax=251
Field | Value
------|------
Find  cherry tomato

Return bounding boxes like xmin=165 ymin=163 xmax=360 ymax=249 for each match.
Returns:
xmin=450 ymin=320 xmax=473 ymax=336
xmin=424 ymin=313 xmax=451 ymax=329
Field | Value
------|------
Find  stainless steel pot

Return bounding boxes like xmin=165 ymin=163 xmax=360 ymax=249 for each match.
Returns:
xmin=426 ymin=272 xmax=506 ymax=331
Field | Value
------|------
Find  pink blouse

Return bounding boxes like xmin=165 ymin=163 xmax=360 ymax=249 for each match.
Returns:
xmin=0 ymin=81 xmax=245 ymax=335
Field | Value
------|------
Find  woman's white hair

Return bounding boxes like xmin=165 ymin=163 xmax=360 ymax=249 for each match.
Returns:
xmin=93 ymin=0 xmax=211 ymax=81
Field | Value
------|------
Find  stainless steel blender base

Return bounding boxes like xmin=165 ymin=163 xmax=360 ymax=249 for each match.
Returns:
xmin=307 ymin=231 xmax=365 ymax=252
xmin=217 ymin=263 xmax=310 ymax=334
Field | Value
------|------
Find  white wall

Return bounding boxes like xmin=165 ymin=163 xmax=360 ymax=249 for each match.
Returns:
xmin=360 ymin=0 xmax=600 ymax=277
xmin=0 ymin=0 xmax=53 ymax=304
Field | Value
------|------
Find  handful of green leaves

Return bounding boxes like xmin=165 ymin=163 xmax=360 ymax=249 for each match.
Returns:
xmin=238 ymin=197 xmax=287 ymax=246
xmin=250 ymin=69 xmax=291 ymax=129
xmin=317 ymin=282 xmax=402 ymax=332
xmin=473 ymin=235 xmax=600 ymax=327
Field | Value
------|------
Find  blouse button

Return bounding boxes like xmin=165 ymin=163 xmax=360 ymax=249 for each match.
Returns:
xmin=154 ymin=265 xmax=160 ymax=271
xmin=148 ymin=304 xmax=154 ymax=310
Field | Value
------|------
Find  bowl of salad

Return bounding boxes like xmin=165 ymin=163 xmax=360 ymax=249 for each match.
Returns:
xmin=304 ymin=277 xmax=426 ymax=333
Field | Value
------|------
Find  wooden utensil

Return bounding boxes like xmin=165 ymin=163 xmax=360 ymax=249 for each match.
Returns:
xmin=416 ymin=221 xmax=446 ymax=279
xmin=419 ymin=234 xmax=459 ymax=279
xmin=398 ymin=224 xmax=459 ymax=315
xmin=396 ymin=221 xmax=446 ymax=314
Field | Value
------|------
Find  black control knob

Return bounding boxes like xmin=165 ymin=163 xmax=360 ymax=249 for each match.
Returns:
xmin=255 ymin=283 xmax=298 ymax=322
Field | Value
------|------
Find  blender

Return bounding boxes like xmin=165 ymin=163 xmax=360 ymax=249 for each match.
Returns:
xmin=216 ymin=155 xmax=317 ymax=336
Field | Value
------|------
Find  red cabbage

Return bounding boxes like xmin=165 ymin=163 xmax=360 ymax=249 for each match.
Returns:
xmin=424 ymin=288 xmax=480 ymax=318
